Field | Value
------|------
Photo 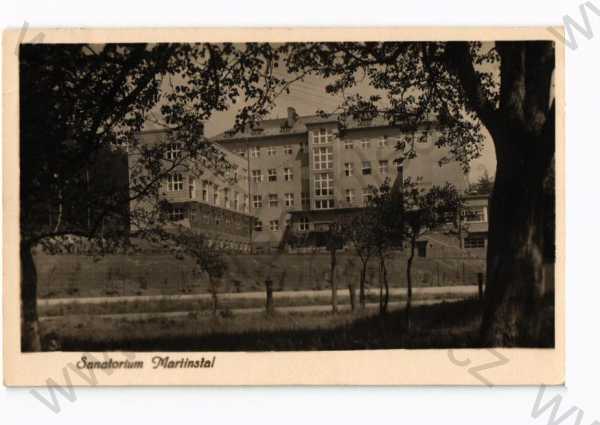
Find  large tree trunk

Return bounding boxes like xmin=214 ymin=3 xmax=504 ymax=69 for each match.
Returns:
xmin=480 ymin=132 xmax=553 ymax=347
xmin=21 ymin=240 xmax=41 ymax=352
xmin=471 ymin=42 xmax=556 ymax=347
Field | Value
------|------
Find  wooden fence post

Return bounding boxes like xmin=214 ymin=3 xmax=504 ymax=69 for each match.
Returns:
xmin=265 ymin=277 xmax=274 ymax=315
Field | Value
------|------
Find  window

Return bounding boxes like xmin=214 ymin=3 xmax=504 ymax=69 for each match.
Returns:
xmin=268 ymin=169 xmax=277 ymax=182
xmin=344 ymin=162 xmax=353 ymax=177
xmin=344 ymin=140 xmax=354 ymax=150
xmin=298 ymin=217 xmax=309 ymax=232
xmin=254 ymin=220 xmax=263 ymax=232
xmin=379 ymin=160 xmax=389 ymax=175
xmin=314 ymin=173 xmax=334 ymax=197
xmin=201 ymin=181 xmax=208 ymax=202
xmin=284 ymin=193 xmax=294 ymax=208
xmin=234 ymin=192 xmax=240 ymax=211
xmin=189 ymin=178 xmax=196 ymax=199
xmin=213 ymin=186 xmax=220 ymax=206
xmin=313 ymin=146 xmax=333 ymax=170
xmin=315 ymin=199 xmax=335 ymax=209
xmin=284 ymin=145 xmax=293 ymax=155
xmin=165 ymin=143 xmax=182 ymax=160
xmin=270 ymin=220 xmax=280 ymax=231
xmin=313 ymin=128 xmax=333 ymax=144
xmin=268 ymin=193 xmax=278 ymax=208
xmin=464 ymin=237 xmax=485 ymax=248
xmin=167 ymin=174 xmax=184 ymax=191
xmin=463 ymin=206 xmax=487 ymax=223
xmin=417 ymin=241 xmax=428 ymax=257
xmin=378 ymin=137 xmax=389 ymax=148
xmin=362 ymin=161 xmax=372 ymax=175
xmin=284 ymin=168 xmax=293 ymax=181
xmin=250 ymin=147 xmax=260 ymax=158
xmin=345 ymin=189 xmax=355 ymax=204
xmin=362 ymin=188 xmax=373 ymax=206
xmin=169 ymin=206 xmax=184 ymax=221
xmin=301 ymin=192 xmax=310 ymax=209
xmin=360 ymin=139 xmax=370 ymax=149
xmin=243 ymin=195 xmax=249 ymax=212
xmin=299 ymin=142 xmax=308 ymax=153
xmin=223 ymin=188 xmax=230 ymax=209
xmin=252 ymin=195 xmax=263 ymax=209
xmin=267 ymin=146 xmax=276 ymax=156
xmin=251 ymin=169 xmax=263 ymax=183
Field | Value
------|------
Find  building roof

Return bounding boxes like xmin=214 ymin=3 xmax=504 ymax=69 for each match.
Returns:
xmin=211 ymin=112 xmax=411 ymax=142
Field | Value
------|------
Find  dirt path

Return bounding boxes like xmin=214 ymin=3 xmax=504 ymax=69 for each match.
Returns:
xmin=38 ymin=298 xmax=458 ymax=322
xmin=38 ymin=285 xmax=478 ymax=307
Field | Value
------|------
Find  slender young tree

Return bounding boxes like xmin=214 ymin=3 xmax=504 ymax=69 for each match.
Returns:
xmin=343 ymin=211 xmax=377 ymax=309
xmin=326 ymin=220 xmax=346 ymax=313
xmin=398 ymin=179 xmax=462 ymax=327
xmin=365 ymin=182 xmax=402 ymax=315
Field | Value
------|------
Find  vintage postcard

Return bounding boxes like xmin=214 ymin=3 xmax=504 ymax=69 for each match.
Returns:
xmin=3 ymin=27 xmax=564 ymax=386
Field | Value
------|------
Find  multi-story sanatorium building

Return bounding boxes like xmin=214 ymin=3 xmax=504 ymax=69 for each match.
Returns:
xmin=133 ymin=108 xmax=489 ymax=254
xmin=212 ymin=107 xmax=470 ymax=251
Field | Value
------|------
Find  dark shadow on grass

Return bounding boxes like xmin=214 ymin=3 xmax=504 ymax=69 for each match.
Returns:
xmin=46 ymin=297 xmax=555 ymax=351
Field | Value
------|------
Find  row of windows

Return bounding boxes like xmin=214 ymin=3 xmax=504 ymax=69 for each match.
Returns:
xmin=343 ymin=137 xmax=391 ymax=150
xmin=248 ymin=160 xmax=397 ymax=186
xmin=169 ymin=206 xmax=251 ymax=235
xmin=254 ymin=217 xmax=311 ymax=232
xmin=166 ymin=174 xmax=249 ymax=213
xmin=238 ymin=144 xmax=307 ymax=158
xmin=344 ymin=160 xmax=393 ymax=176
xmin=232 ymin=130 xmax=399 ymax=159
xmin=254 ymin=217 xmax=336 ymax=233
xmin=252 ymin=193 xmax=310 ymax=209
xmin=249 ymin=189 xmax=375 ymax=210
xmin=251 ymin=168 xmax=294 ymax=183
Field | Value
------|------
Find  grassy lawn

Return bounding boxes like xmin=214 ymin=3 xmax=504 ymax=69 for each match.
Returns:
xmin=35 ymin=252 xmax=485 ymax=298
xmin=38 ymin=297 xmax=555 ymax=351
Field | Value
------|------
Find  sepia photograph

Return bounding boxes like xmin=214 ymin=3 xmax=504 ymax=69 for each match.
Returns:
xmin=17 ymin=38 xmax=558 ymax=352
xmin=3 ymin=27 xmax=564 ymax=385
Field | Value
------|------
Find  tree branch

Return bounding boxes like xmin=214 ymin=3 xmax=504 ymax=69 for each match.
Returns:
xmin=442 ymin=42 xmax=500 ymax=135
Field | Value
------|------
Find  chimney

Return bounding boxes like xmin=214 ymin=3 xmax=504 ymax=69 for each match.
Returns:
xmin=287 ymin=107 xmax=297 ymax=128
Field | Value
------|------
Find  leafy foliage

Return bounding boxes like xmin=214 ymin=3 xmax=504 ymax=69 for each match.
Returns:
xmin=469 ymin=169 xmax=494 ymax=195
xmin=281 ymin=42 xmax=503 ymax=171
xmin=20 ymin=43 xmax=286 ymax=253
